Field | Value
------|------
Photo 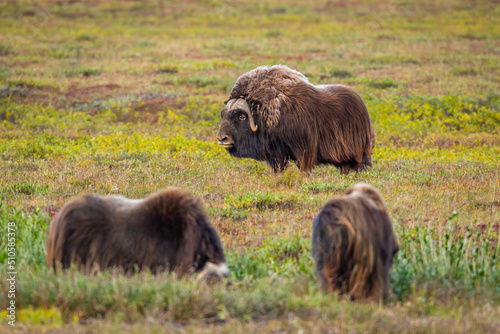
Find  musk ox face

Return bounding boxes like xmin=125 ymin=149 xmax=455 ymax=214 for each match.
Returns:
xmin=312 ymin=183 xmax=399 ymax=301
xmin=217 ymin=99 xmax=265 ymax=160
xmin=45 ymin=188 xmax=228 ymax=281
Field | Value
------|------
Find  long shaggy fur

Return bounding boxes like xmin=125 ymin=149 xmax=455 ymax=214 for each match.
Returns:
xmin=311 ymin=183 xmax=399 ymax=301
xmin=46 ymin=188 xmax=227 ymax=277
xmin=222 ymin=65 xmax=375 ymax=173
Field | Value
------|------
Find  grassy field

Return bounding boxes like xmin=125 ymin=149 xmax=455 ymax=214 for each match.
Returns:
xmin=0 ymin=0 xmax=499 ymax=332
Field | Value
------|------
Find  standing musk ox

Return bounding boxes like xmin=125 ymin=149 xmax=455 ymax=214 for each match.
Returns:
xmin=217 ymin=65 xmax=375 ymax=174
xmin=46 ymin=188 xmax=229 ymax=280
xmin=312 ymin=183 xmax=399 ymax=301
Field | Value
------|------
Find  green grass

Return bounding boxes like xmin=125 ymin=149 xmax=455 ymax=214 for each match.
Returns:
xmin=1 ymin=0 xmax=500 ymax=332
xmin=0 ymin=202 xmax=498 ymax=330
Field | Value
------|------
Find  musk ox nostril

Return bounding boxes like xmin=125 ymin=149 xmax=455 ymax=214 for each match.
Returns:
xmin=217 ymin=136 xmax=228 ymax=143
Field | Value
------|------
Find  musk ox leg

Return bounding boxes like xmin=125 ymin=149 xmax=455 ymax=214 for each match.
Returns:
xmin=267 ymin=158 xmax=289 ymax=173
xmin=350 ymin=153 xmax=373 ymax=173
xmin=339 ymin=155 xmax=369 ymax=175
xmin=325 ymin=152 xmax=372 ymax=175
xmin=295 ymin=160 xmax=313 ymax=175
xmin=362 ymin=153 xmax=373 ymax=168
xmin=339 ymin=165 xmax=352 ymax=175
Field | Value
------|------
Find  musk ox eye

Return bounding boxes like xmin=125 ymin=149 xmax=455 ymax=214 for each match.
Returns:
xmin=239 ymin=114 xmax=246 ymax=121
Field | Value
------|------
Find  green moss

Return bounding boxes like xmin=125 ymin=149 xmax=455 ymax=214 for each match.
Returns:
xmin=370 ymin=77 xmax=399 ymax=89
xmin=63 ymin=68 xmax=101 ymax=77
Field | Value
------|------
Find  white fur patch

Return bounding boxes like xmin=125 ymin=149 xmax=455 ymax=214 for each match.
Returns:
xmin=347 ymin=183 xmax=373 ymax=198
xmin=206 ymin=262 xmax=229 ymax=276
xmin=346 ymin=183 xmax=382 ymax=211
xmin=197 ymin=262 xmax=229 ymax=281
xmin=107 ymin=196 xmax=146 ymax=210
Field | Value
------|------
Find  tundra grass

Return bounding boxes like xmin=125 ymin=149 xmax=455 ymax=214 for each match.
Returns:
xmin=1 ymin=0 xmax=500 ymax=332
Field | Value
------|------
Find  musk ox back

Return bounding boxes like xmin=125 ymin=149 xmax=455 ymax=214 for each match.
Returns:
xmin=216 ymin=65 xmax=375 ymax=174
xmin=312 ymin=183 xmax=399 ymax=301
xmin=46 ymin=188 xmax=228 ymax=279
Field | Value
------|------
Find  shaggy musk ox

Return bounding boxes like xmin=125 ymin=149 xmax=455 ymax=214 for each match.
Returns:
xmin=312 ymin=183 xmax=399 ymax=301
xmin=217 ymin=65 xmax=375 ymax=174
xmin=46 ymin=188 xmax=228 ymax=280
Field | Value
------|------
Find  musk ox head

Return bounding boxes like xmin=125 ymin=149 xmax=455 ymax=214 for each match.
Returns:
xmin=217 ymin=65 xmax=375 ymax=174
xmin=217 ymin=98 xmax=266 ymax=161
xmin=46 ymin=188 xmax=228 ymax=281
xmin=312 ymin=183 xmax=399 ymax=301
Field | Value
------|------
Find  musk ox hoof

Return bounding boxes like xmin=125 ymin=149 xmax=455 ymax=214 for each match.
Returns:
xmin=312 ymin=183 xmax=399 ymax=301
xmin=46 ymin=188 xmax=227 ymax=278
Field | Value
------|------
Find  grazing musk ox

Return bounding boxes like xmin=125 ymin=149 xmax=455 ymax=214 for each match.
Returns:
xmin=46 ymin=188 xmax=228 ymax=280
xmin=217 ymin=65 xmax=375 ymax=174
xmin=312 ymin=183 xmax=399 ymax=301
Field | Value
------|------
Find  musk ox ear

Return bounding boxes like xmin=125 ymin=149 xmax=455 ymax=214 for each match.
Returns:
xmin=248 ymin=100 xmax=261 ymax=111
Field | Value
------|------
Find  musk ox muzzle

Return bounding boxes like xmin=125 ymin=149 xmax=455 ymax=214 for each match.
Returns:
xmin=218 ymin=65 xmax=375 ymax=174
xmin=312 ymin=183 xmax=399 ymax=301
xmin=45 ymin=188 xmax=228 ymax=281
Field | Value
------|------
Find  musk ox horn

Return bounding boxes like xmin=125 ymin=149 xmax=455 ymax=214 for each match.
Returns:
xmin=228 ymin=98 xmax=258 ymax=132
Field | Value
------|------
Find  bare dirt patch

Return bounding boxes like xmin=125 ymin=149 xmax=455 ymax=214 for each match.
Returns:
xmin=64 ymin=84 xmax=122 ymax=101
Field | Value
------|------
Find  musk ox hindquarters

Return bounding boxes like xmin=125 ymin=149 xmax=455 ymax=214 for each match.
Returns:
xmin=45 ymin=188 xmax=228 ymax=280
xmin=312 ymin=183 xmax=399 ymax=301
xmin=216 ymin=65 xmax=375 ymax=174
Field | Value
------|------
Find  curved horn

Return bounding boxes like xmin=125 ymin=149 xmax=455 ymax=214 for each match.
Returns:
xmin=227 ymin=99 xmax=258 ymax=132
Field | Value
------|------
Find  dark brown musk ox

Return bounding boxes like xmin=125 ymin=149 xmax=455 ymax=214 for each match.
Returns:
xmin=216 ymin=65 xmax=375 ymax=174
xmin=312 ymin=183 xmax=399 ymax=301
xmin=46 ymin=188 xmax=229 ymax=280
